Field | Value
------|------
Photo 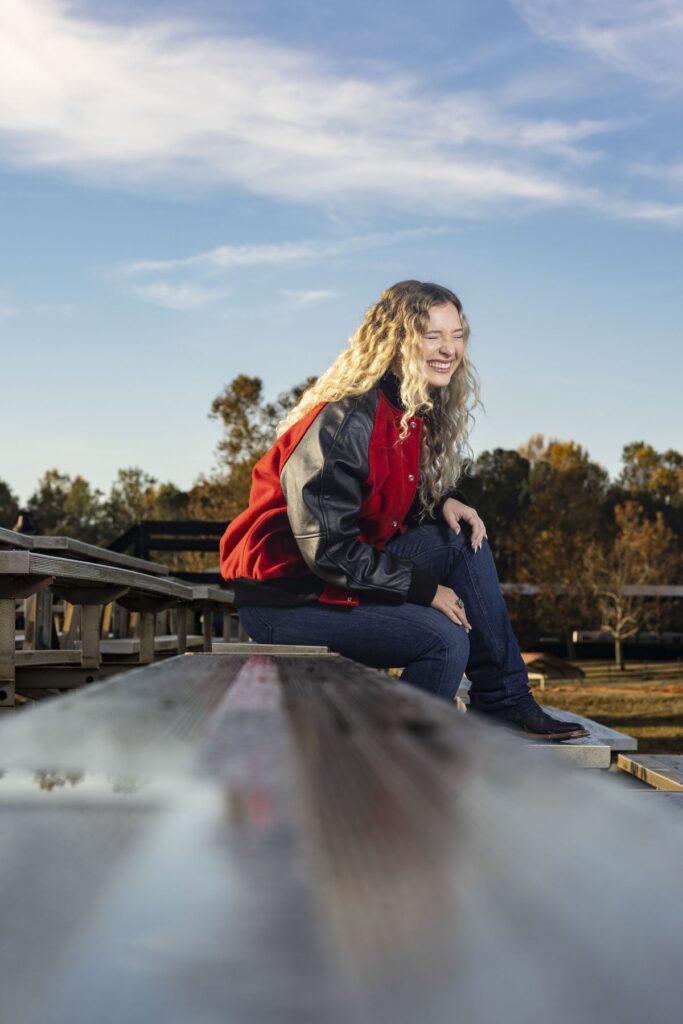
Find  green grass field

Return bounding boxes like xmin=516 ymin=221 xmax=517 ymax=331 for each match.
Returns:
xmin=532 ymin=660 xmax=683 ymax=753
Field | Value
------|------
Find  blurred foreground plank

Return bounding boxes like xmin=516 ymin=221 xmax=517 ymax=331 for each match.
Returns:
xmin=0 ymin=653 xmax=681 ymax=1024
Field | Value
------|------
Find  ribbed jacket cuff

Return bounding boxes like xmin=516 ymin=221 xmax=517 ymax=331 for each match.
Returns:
xmin=407 ymin=566 xmax=439 ymax=606
xmin=436 ymin=488 xmax=468 ymax=517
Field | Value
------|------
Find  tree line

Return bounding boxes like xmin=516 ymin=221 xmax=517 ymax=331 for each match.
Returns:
xmin=2 ymin=374 xmax=681 ymax=665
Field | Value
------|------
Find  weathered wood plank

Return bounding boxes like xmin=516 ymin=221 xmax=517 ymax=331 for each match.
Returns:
xmin=0 ymin=526 xmax=33 ymax=550
xmin=0 ymin=551 xmax=192 ymax=602
xmin=212 ymin=642 xmax=330 ymax=655
xmin=520 ymin=741 xmax=611 ymax=768
xmin=15 ymin=650 xmax=82 ymax=666
xmin=1 ymin=655 xmax=682 ymax=1024
xmin=31 ymin=535 xmax=170 ymax=576
xmin=97 ymin=635 xmax=204 ymax=656
xmin=14 ymin=663 xmax=141 ymax=693
xmin=187 ymin=584 xmax=235 ymax=604
xmin=617 ymin=754 xmax=683 ymax=791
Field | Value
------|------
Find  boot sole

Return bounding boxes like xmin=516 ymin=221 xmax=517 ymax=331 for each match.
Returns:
xmin=467 ymin=710 xmax=590 ymax=742
xmin=514 ymin=727 xmax=590 ymax=742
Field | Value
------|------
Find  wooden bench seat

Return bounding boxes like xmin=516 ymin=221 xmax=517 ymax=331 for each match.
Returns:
xmin=616 ymin=753 xmax=683 ymax=791
xmin=0 ymin=652 xmax=681 ymax=1024
xmin=0 ymin=526 xmax=169 ymax=574
xmin=0 ymin=527 xmax=33 ymax=551
xmin=212 ymin=642 xmax=330 ymax=655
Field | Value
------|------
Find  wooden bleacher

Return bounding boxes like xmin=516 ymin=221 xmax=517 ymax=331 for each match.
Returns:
xmin=0 ymin=528 xmax=237 ymax=706
xmin=0 ymin=651 xmax=681 ymax=1024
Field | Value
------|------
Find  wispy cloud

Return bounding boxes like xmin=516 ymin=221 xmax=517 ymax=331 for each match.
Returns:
xmin=0 ymin=298 xmax=76 ymax=318
xmin=510 ymin=1 xmax=683 ymax=92
xmin=0 ymin=1 xmax=678 ymax=225
xmin=628 ymin=159 xmax=683 ymax=185
xmin=119 ymin=227 xmax=450 ymax=277
xmin=119 ymin=228 xmax=444 ymax=309
xmin=129 ymin=281 xmax=231 ymax=310
xmin=280 ymin=289 xmax=337 ymax=306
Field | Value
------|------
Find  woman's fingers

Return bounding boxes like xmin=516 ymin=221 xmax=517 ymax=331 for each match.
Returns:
xmin=458 ymin=602 xmax=472 ymax=630
xmin=431 ymin=585 xmax=472 ymax=631
xmin=443 ymin=504 xmax=488 ymax=553
xmin=445 ymin=606 xmax=470 ymax=630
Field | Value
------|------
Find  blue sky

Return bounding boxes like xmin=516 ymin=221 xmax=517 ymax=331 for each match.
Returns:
xmin=1 ymin=0 xmax=682 ymax=503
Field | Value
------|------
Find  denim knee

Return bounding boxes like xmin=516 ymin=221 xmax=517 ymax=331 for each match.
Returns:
xmin=401 ymin=614 xmax=469 ymax=700
xmin=429 ymin=616 xmax=470 ymax=660
xmin=422 ymin=613 xmax=470 ymax=670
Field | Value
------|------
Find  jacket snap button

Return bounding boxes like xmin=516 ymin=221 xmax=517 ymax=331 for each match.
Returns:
xmin=408 ymin=474 xmax=415 ymax=482
xmin=347 ymin=596 xmax=353 ymax=602
xmin=392 ymin=520 xmax=398 ymax=528
xmin=410 ymin=421 xmax=417 ymax=429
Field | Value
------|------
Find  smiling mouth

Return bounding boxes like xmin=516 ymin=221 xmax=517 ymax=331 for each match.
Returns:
xmin=426 ymin=360 xmax=455 ymax=373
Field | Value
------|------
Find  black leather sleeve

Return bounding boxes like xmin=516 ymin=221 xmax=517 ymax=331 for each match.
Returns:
xmin=280 ymin=393 xmax=437 ymax=605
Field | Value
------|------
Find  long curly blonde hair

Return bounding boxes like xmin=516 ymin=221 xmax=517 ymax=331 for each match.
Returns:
xmin=277 ymin=279 xmax=483 ymax=518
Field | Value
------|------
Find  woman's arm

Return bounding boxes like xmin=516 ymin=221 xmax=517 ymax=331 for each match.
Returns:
xmin=280 ymin=393 xmax=438 ymax=605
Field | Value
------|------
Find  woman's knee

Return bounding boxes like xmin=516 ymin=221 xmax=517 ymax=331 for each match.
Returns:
xmin=421 ymin=613 xmax=470 ymax=667
xmin=402 ymin=619 xmax=469 ymax=700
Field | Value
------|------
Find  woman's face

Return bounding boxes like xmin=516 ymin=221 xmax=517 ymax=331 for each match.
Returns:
xmin=420 ymin=302 xmax=465 ymax=387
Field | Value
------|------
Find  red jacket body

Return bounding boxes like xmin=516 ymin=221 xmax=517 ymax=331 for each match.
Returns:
xmin=220 ymin=374 xmax=461 ymax=608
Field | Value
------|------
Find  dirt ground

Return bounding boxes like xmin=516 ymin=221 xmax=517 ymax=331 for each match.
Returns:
xmin=533 ymin=661 xmax=683 ymax=754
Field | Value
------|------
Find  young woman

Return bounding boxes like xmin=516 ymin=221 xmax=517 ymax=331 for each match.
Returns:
xmin=219 ymin=280 xmax=588 ymax=740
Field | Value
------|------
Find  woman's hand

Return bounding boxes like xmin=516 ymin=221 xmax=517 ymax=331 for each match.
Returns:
xmin=441 ymin=497 xmax=487 ymax=552
xmin=431 ymin=584 xmax=472 ymax=631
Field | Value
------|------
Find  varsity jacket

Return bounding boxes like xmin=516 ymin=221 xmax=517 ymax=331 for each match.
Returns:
xmin=219 ymin=372 xmax=467 ymax=608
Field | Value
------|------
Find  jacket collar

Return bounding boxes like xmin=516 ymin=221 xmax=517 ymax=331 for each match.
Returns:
xmin=376 ymin=370 xmax=405 ymax=412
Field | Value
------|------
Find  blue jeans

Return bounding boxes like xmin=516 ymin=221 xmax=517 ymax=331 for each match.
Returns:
xmin=237 ymin=522 xmax=532 ymax=708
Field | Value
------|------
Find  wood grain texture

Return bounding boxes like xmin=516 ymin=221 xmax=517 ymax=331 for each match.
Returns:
xmin=31 ymin=535 xmax=170 ymax=576
xmin=519 ymin=741 xmax=611 ymax=767
xmin=15 ymin=650 xmax=82 ymax=666
xmin=617 ymin=754 xmax=683 ymax=791
xmin=211 ymin=642 xmax=330 ymax=655
xmin=0 ymin=526 xmax=33 ymax=550
xmin=0 ymin=551 xmax=192 ymax=601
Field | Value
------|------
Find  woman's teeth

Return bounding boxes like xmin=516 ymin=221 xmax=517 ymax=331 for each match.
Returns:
xmin=427 ymin=361 xmax=453 ymax=372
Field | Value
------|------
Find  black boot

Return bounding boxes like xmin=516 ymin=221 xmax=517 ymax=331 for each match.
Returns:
xmin=469 ymin=697 xmax=589 ymax=742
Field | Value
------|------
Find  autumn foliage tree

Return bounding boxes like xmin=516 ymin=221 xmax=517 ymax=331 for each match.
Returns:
xmin=505 ymin=435 xmax=610 ymax=655
xmin=26 ymin=470 xmax=105 ymax=544
xmin=618 ymin=442 xmax=683 ymax=505
xmin=205 ymin=373 xmax=316 ymax=520
xmin=581 ymin=500 xmax=681 ymax=669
